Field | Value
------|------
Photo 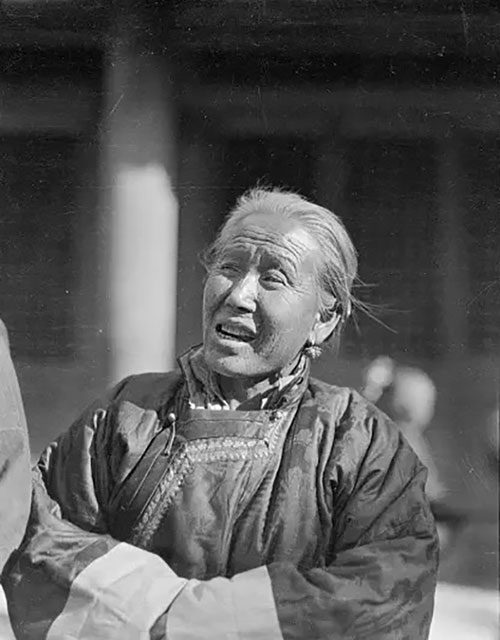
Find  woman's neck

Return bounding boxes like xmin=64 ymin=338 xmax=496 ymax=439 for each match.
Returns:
xmin=217 ymin=376 xmax=273 ymax=409
xmin=217 ymin=356 xmax=302 ymax=409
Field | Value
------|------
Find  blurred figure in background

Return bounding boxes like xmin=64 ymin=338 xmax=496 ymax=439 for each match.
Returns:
xmin=362 ymin=358 xmax=499 ymax=640
xmin=0 ymin=320 xmax=31 ymax=572
xmin=361 ymin=356 xmax=456 ymax=553
xmin=0 ymin=320 xmax=31 ymax=640
xmin=362 ymin=355 xmax=445 ymax=502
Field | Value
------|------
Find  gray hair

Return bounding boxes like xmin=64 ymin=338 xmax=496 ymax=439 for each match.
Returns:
xmin=203 ymin=187 xmax=358 ymax=337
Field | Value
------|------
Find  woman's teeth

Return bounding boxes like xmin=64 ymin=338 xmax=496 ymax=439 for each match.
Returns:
xmin=216 ymin=324 xmax=255 ymax=342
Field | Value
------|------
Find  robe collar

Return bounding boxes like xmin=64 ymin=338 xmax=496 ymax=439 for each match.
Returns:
xmin=178 ymin=345 xmax=309 ymax=411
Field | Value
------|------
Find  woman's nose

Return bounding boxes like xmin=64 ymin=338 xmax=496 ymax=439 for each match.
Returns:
xmin=226 ymin=273 xmax=258 ymax=312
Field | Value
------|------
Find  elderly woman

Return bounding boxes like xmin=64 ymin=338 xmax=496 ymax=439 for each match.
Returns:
xmin=2 ymin=188 xmax=438 ymax=640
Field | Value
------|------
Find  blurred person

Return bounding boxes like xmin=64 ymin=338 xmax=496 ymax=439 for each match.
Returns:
xmin=0 ymin=320 xmax=31 ymax=640
xmin=362 ymin=356 xmax=445 ymax=503
xmin=2 ymin=188 xmax=438 ymax=640
xmin=0 ymin=319 xmax=31 ymax=572
xmin=361 ymin=357 xmax=456 ymax=553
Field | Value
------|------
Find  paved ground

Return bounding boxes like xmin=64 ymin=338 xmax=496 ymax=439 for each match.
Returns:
xmin=0 ymin=587 xmax=14 ymax=640
xmin=431 ymin=582 xmax=499 ymax=639
xmin=0 ymin=582 xmax=498 ymax=639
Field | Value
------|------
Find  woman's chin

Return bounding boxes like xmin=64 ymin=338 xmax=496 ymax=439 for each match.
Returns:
xmin=204 ymin=348 xmax=265 ymax=381
xmin=209 ymin=357 xmax=254 ymax=380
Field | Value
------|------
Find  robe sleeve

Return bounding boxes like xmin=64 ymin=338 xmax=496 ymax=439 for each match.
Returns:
xmin=1 ymin=384 xmax=188 ymax=640
xmin=3 ymin=385 xmax=438 ymax=640
xmin=154 ymin=407 xmax=439 ymax=640
xmin=0 ymin=321 xmax=31 ymax=573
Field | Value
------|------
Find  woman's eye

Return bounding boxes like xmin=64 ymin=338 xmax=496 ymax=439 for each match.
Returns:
xmin=262 ymin=271 xmax=287 ymax=285
xmin=218 ymin=262 xmax=239 ymax=274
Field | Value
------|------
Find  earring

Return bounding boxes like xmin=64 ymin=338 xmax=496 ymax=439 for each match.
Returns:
xmin=303 ymin=341 xmax=322 ymax=360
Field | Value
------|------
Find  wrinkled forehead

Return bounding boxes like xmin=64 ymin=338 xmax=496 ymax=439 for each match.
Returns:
xmin=219 ymin=210 xmax=319 ymax=262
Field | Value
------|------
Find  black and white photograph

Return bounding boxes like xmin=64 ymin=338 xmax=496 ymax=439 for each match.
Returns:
xmin=0 ymin=2 xmax=499 ymax=639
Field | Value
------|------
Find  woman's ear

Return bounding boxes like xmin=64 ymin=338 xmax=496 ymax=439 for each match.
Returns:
xmin=311 ymin=311 xmax=341 ymax=346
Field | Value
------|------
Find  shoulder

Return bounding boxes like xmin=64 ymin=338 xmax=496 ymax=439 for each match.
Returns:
xmin=39 ymin=370 xmax=186 ymax=489
xmin=307 ymin=379 xmax=429 ymax=537
xmin=45 ymin=370 xmax=184 ymax=454
xmin=109 ymin=370 xmax=184 ymax=412
xmin=307 ymin=376 xmax=388 ymax=433
xmin=307 ymin=376 xmax=421 ymax=477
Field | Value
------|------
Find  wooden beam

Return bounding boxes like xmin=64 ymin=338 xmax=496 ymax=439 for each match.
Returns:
xmin=0 ymin=80 xmax=97 ymax=133
xmin=0 ymin=26 xmax=106 ymax=48
xmin=170 ymin=3 xmax=500 ymax=56
xmin=1 ymin=1 xmax=499 ymax=56
xmin=181 ymin=85 xmax=500 ymax=136
xmin=0 ymin=1 xmax=109 ymax=48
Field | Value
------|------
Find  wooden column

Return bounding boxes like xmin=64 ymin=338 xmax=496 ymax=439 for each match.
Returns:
xmin=100 ymin=4 xmax=179 ymax=382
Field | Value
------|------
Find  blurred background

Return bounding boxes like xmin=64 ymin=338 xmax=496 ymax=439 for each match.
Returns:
xmin=0 ymin=1 xmax=498 ymax=637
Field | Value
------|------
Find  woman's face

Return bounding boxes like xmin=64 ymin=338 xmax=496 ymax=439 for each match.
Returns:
xmin=202 ymin=210 xmax=326 ymax=381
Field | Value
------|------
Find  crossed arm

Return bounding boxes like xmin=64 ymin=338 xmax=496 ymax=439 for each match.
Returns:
xmin=2 ymin=386 xmax=438 ymax=640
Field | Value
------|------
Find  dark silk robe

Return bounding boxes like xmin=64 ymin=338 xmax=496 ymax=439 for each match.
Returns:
xmin=3 ymin=362 xmax=438 ymax=640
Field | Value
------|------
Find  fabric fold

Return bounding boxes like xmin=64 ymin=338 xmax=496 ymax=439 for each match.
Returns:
xmin=47 ymin=542 xmax=187 ymax=640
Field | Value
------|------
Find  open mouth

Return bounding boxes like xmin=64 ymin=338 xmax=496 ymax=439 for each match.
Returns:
xmin=216 ymin=323 xmax=256 ymax=343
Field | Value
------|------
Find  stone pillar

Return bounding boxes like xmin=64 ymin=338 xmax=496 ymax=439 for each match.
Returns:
xmin=100 ymin=4 xmax=178 ymax=382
